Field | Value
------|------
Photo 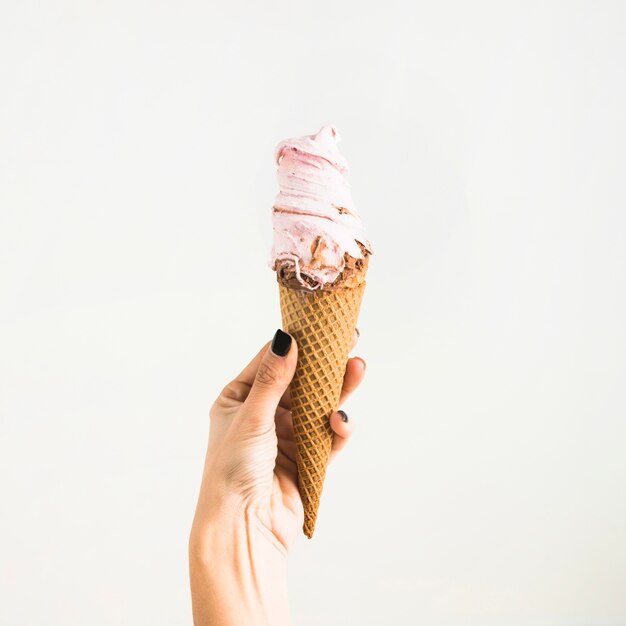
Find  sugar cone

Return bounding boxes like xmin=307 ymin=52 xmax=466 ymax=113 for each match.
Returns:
xmin=278 ymin=281 xmax=365 ymax=538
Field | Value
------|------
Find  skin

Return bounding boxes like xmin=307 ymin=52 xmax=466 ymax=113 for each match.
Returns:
xmin=189 ymin=332 xmax=365 ymax=625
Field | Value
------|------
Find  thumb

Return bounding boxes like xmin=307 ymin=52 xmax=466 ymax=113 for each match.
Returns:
xmin=243 ymin=329 xmax=298 ymax=424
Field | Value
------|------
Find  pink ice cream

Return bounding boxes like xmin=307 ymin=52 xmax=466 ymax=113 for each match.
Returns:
xmin=271 ymin=125 xmax=372 ymax=290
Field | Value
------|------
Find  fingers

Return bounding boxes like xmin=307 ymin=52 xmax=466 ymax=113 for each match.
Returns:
xmin=329 ymin=409 xmax=355 ymax=459
xmin=243 ymin=330 xmax=298 ymax=428
xmin=329 ymin=357 xmax=365 ymax=461
xmin=234 ymin=342 xmax=271 ymax=387
xmin=214 ymin=342 xmax=269 ymax=408
xmin=338 ymin=357 xmax=366 ymax=406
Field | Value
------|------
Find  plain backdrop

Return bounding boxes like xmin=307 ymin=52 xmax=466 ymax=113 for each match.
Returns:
xmin=2 ymin=1 xmax=626 ymax=625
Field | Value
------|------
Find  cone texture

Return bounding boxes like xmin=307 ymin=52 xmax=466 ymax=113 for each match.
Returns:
xmin=279 ymin=282 xmax=365 ymax=537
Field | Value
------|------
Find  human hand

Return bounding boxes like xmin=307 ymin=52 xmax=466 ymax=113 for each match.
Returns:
xmin=192 ymin=329 xmax=365 ymax=550
xmin=189 ymin=329 xmax=365 ymax=625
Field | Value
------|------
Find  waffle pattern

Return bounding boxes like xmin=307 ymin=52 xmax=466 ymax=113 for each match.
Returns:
xmin=279 ymin=281 xmax=365 ymax=538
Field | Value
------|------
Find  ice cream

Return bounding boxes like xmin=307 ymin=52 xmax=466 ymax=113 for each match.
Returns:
xmin=270 ymin=125 xmax=372 ymax=538
xmin=271 ymin=125 xmax=372 ymax=290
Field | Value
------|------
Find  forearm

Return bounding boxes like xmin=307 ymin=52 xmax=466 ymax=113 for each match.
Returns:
xmin=189 ymin=506 xmax=291 ymax=626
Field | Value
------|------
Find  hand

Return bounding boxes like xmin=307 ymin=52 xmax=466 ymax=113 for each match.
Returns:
xmin=189 ymin=330 xmax=365 ymax=625
xmin=192 ymin=329 xmax=365 ymax=550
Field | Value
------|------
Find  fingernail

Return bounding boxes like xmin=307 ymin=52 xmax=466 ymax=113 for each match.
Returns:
xmin=355 ymin=357 xmax=367 ymax=369
xmin=271 ymin=329 xmax=292 ymax=357
xmin=338 ymin=410 xmax=349 ymax=423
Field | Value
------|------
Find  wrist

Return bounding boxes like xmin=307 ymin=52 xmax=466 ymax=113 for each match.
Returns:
xmin=189 ymin=501 xmax=290 ymax=626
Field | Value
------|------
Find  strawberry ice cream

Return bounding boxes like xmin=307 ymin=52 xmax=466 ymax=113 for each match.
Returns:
xmin=270 ymin=125 xmax=372 ymax=290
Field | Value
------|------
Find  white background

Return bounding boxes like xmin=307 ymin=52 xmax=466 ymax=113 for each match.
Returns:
xmin=2 ymin=1 xmax=626 ymax=624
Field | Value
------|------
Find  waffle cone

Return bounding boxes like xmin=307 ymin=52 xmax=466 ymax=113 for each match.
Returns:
xmin=278 ymin=280 xmax=365 ymax=538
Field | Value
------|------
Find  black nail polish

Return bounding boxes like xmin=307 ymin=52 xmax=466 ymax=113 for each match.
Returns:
xmin=355 ymin=327 xmax=360 ymax=338
xmin=271 ymin=329 xmax=292 ymax=357
xmin=338 ymin=410 xmax=349 ymax=423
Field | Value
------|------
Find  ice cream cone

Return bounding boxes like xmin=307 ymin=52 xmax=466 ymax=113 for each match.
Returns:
xmin=279 ymin=280 xmax=365 ymax=538
xmin=269 ymin=125 xmax=372 ymax=538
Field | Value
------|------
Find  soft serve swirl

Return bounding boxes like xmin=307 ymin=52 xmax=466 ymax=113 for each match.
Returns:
xmin=270 ymin=125 xmax=371 ymax=290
